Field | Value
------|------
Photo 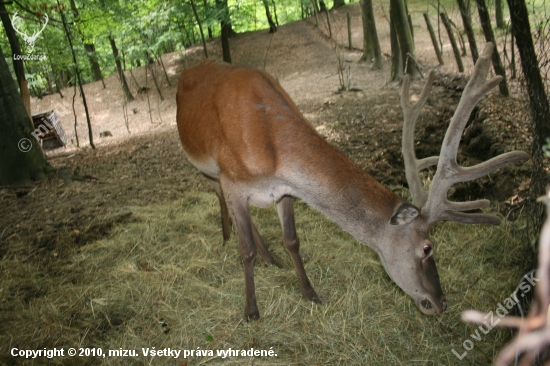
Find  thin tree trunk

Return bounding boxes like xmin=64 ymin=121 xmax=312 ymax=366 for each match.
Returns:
xmin=109 ymin=35 xmax=135 ymax=102
xmin=456 ymin=0 xmax=479 ymax=64
xmin=311 ymin=0 xmax=319 ymax=26
xmin=390 ymin=0 xmax=416 ymax=78
xmin=72 ymin=78 xmax=79 ymax=147
xmin=84 ymin=43 xmax=105 ymax=85
xmin=441 ymin=12 xmax=464 ymax=72
xmin=156 ymin=54 xmax=171 ymax=86
xmin=510 ymin=28 xmax=516 ymax=79
xmin=423 ymin=13 xmax=444 ymax=65
xmin=60 ymin=4 xmax=95 ymax=149
xmin=324 ymin=8 xmax=333 ymax=39
xmin=390 ymin=2 xmax=403 ymax=81
xmin=347 ymin=12 xmax=352 ymax=49
xmin=363 ymin=0 xmax=382 ymax=69
xmin=360 ymin=0 xmax=372 ymax=61
xmin=262 ymin=0 xmax=277 ymax=32
xmin=190 ymin=0 xmax=209 ymax=58
xmin=475 ymin=0 xmax=509 ymax=96
xmin=495 ymin=0 xmax=505 ymax=28
xmin=271 ymin=0 xmax=279 ymax=26
xmin=217 ymin=0 xmax=231 ymax=63
xmin=147 ymin=63 xmax=164 ymax=101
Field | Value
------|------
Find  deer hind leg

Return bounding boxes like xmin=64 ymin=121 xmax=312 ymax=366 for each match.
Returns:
xmin=277 ymin=196 xmax=321 ymax=303
xmin=221 ymin=180 xmax=262 ymax=320
xmin=205 ymin=175 xmax=277 ymax=266
xmin=204 ymin=175 xmax=231 ymax=241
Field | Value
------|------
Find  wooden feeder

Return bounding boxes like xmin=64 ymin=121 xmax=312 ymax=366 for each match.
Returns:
xmin=31 ymin=110 xmax=67 ymax=150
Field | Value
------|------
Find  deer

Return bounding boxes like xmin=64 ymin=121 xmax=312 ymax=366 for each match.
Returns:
xmin=176 ymin=43 xmax=528 ymax=321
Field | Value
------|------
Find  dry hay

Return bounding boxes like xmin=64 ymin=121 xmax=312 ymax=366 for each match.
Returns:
xmin=0 ymin=190 xmax=526 ymax=365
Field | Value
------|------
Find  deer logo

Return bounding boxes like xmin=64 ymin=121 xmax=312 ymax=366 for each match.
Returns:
xmin=10 ymin=12 xmax=48 ymax=53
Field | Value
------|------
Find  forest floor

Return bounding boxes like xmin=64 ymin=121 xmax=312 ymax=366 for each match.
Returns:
xmin=0 ymin=3 xmax=543 ymax=365
xmin=20 ymin=3 xmax=533 ymax=225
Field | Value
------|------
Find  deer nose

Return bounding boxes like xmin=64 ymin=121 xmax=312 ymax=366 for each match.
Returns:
xmin=441 ymin=298 xmax=447 ymax=311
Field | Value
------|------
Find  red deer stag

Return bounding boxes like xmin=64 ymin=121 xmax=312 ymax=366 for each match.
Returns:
xmin=176 ymin=43 xmax=528 ymax=320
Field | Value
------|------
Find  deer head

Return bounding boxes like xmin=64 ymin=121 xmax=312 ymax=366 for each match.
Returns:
xmin=396 ymin=42 xmax=529 ymax=313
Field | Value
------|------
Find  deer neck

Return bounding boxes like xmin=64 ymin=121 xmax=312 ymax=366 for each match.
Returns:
xmin=284 ymin=138 xmax=403 ymax=249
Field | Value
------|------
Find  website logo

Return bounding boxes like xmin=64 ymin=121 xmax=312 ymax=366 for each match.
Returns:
xmin=11 ymin=11 xmax=48 ymax=53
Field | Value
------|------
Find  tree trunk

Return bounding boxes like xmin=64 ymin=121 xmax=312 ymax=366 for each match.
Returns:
xmin=217 ymin=0 xmax=232 ymax=63
xmin=60 ymin=7 xmax=95 ymax=149
xmin=360 ymin=0 xmax=372 ymax=61
xmin=390 ymin=2 xmax=403 ymax=81
xmin=423 ymin=13 xmax=444 ymax=65
xmin=0 ymin=2 xmax=31 ymax=117
xmin=456 ymin=0 xmax=479 ymax=64
xmin=390 ymin=0 xmax=416 ymax=78
xmin=271 ymin=0 xmax=279 ymax=26
xmin=441 ymin=12 xmax=464 ymax=72
xmin=109 ymin=35 xmax=135 ymax=102
xmin=506 ymin=0 xmax=550 ymax=148
xmin=0 ymin=2 xmax=24 ymax=88
xmin=147 ymin=63 xmax=164 ymax=101
xmin=507 ymin=0 xmax=550 ymax=240
xmin=190 ymin=0 xmax=209 ymax=57
xmin=495 ymin=0 xmax=505 ymax=28
xmin=475 ymin=0 xmax=509 ymax=96
xmin=262 ymin=0 xmax=277 ymax=33
xmin=84 ymin=43 xmax=105 ymax=85
xmin=311 ymin=0 xmax=319 ymax=26
xmin=0 ymin=45 xmax=51 ymax=186
xmin=361 ymin=0 xmax=382 ymax=69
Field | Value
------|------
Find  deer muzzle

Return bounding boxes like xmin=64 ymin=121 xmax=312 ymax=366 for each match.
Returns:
xmin=418 ymin=295 xmax=447 ymax=315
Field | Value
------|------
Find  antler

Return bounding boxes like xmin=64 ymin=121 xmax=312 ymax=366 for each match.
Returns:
xmin=401 ymin=42 xmax=529 ymax=226
xmin=33 ymin=14 xmax=48 ymax=39
xmin=401 ymin=70 xmax=439 ymax=208
xmin=10 ymin=12 xmax=28 ymax=39
xmin=462 ymin=187 xmax=550 ymax=366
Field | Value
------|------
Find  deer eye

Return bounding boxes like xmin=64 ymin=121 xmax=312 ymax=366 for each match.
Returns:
xmin=423 ymin=245 xmax=432 ymax=256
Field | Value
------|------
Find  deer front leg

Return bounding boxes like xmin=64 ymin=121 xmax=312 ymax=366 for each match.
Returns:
xmin=222 ymin=181 xmax=260 ymax=320
xmin=277 ymin=196 xmax=321 ymax=303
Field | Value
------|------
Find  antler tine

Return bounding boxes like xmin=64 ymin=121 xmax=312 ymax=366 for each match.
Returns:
xmin=401 ymin=71 xmax=438 ymax=207
xmin=35 ymin=14 xmax=48 ymax=37
xmin=422 ymin=43 xmax=529 ymax=226
xmin=10 ymin=12 xmax=27 ymax=38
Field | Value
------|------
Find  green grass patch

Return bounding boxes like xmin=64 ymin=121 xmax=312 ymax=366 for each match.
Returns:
xmin=0 ymin=191 xmax=526 ymax=365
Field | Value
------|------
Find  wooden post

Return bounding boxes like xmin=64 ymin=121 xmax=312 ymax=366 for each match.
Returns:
xmin=423 ymin=13 xmax=444 ymax=65
xmin=440 ymin=12 xmax=464 ymax=72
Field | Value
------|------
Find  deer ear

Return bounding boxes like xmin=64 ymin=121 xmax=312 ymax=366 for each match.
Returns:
xmin=390 ymin=202 xmax=420 ymax=225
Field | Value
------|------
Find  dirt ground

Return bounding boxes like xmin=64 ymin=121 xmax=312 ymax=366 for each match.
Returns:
xmin=0 ymin=4 xmax=538 ymax=361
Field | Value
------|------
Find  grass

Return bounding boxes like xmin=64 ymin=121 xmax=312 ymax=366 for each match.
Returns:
xmin=0 ymin=190 xmax=528 ymax=365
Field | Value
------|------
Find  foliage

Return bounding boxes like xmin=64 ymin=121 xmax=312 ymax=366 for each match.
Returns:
xmin=0 ymin=0 xmax=347 ymax=96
